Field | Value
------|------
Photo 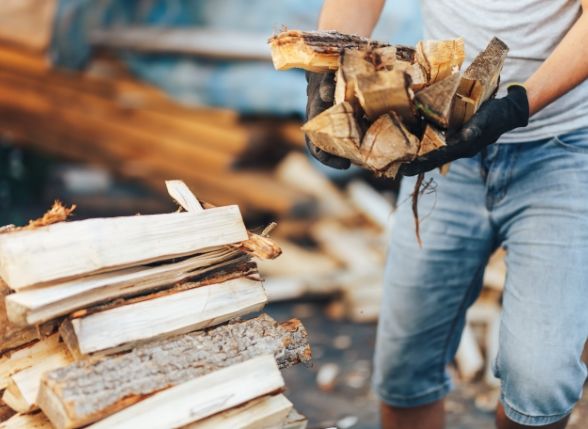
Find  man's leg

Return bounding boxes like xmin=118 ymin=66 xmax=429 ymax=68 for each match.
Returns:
xmin=373 ymin=155 xmax=496 ymax=429
xmin=489 ymin=132 xmax=588 ymax=428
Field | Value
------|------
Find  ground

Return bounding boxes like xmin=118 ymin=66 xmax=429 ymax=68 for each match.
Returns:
xmin=268 ymin=301 xmax=588 ymax=429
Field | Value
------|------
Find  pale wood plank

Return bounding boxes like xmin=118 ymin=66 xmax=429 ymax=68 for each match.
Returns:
xmin=63 ymin=277 xmax=268 ymax=356
xmin=166 ymin=180 xmax=203 ymax=212
xmin=0 ymin=206 xmax=248 ymax=290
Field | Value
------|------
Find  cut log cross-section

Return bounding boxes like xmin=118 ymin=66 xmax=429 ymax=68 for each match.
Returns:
xmin=301 ymin=101 xmax=363 ymax=163
xmin=360 ymin=112 xmax=419 ymax=175
xmin=38 ymin=314 xmax=311 ymax=429
xmin=60 ymin=276 xmax=268 ymax=357
xmin=0 ymin=206 xmax=248 ymax=290
xmin=451 ymin=37 xmax=509 ymax=127
xmin=414 ymin=72 xmax=461 ymax=128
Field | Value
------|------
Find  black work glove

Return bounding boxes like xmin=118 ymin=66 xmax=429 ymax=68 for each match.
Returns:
xmin=399 ymin=85 xmax=530 ymax=176
xmin=305 ymin=71 xmax=351 ymax=169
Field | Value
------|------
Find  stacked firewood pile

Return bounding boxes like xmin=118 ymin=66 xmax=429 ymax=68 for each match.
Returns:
xmin=269 ymin=30 xmax=508 ymax=177
xmin=0 ymin=181 xmax=311 ymax=429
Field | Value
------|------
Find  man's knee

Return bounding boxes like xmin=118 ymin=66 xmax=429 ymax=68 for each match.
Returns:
xmin=496 ymin=342 xmax=586 ymax=426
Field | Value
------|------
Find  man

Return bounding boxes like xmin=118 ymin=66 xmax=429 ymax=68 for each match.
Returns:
xmin=306 ymin=1 xmax=588 ymax=428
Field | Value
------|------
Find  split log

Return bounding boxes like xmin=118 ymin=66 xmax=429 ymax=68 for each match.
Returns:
xmin=355 ymin=70 xmax=413 ymax=121
xmin=395 ymin=61 xmax=428 ymax=91
xmin=0 ymin=206 xmax=248 ymax=290
xmin=334 ymin=49 xmax=375 ymax=105
xmin=2 ymin=341 xmax=72 ymax=412
xmin=416 ymin=38 xmax=465 ymax=83
xmin=451 ymin=38 xmax=509 ymax=127
xmin=418 ymin=125 xmax=446 ymax=157
xmin=414 ymin=73 xmax=461 ymax=128
xmin=0 ymin=335 xmax=61 ymax=389
xmin=6 ymin=248 xmax=249 ymax=326
xmin=86 ymin=355 xmax=284 ymax=429
xmin=269 ymin=30 xmax=414 ymax=72
xmin=0 ymin=411 xmax=51 ymax=429
xmin=60 ymin=276 xmax=268 ymax=357
xmin=360 ymin=113 xmax=419 ymax=172
xmin=301 ymin=102 xmax=363 ymax=163
xmin=0 ymin=282 xmax=55 ymax=355
xmin=38 ymin=314 xmax=311 ymax=428
xmin=185 ymin=394 xmax=292 ymax=429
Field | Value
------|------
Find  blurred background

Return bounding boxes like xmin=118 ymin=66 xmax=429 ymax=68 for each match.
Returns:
xmin=0 ymin=1 xmax=586 ymax=428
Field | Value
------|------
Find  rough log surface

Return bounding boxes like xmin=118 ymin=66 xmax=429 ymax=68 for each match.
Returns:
xmin=38 ymin=314 xmax=311 ymax=428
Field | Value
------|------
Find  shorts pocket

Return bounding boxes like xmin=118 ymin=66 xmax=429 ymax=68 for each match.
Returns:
xmin=552 ymin=128 xmax=588 ymax=154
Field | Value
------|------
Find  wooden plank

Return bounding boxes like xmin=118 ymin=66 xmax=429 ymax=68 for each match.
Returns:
xmin=301 ymin=102 xmax=363 ymax=164
xmin=0 ymin=206 xmax=248 ymax=290
xmin=3 ymin=342 xmax=72 ymax=412
xmin=62 ymin=277 xmax=268 ymax=357
xmin=0 ymin=412 xmax=51 ymax=429
xmin=92 ymin=27 xmax=271 ymax=61
xmin=165 ymin=179 xmax=204 ymax=212
xmin=38 ymin=315 xmax=310 ymax=428
xmin=282 ymin=409 xmax=309 ymax=429
xmin=185 ymin=394 xmax=292 ymax=429
xmin=6 ymin=248 xmax=247 ymax=326
xmin=86 ymin=355 xmax=284 ymax=429
xmin=0 ymin=1 xmax=57 ymax=52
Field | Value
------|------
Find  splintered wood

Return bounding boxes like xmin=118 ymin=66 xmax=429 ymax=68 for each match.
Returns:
xmin=270 ymin=30 xmax=508 ymax=177
xmin=0 ymin=182 xmax=312 ymax=429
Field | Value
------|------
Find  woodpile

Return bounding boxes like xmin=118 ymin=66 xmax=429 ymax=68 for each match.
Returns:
xmin=0 ymin=181 xmax=311 ymax=429
xmin=269 ymin=30 xmax=508 ymax=177
xmin=0 ymin=42 xmax=312 ymax=217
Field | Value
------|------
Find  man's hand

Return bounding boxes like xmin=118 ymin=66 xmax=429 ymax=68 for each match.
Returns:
xmin=306 ymin=71 xmax=351 ymax=169
xmin=399 ymin=85 xmax=530 ymax=176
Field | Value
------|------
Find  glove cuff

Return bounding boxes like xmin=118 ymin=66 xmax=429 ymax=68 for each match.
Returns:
xmin=506 ymin=84 xmax=530 ymax=128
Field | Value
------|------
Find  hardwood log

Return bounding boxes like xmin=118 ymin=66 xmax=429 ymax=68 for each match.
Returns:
xmin=416 ymin=38 xmax=465 ymax=83
xmin=60 ymin=276 xmax=268 ymax=357
xmin=334 ymin=48 xmax=375 ymax=105
xmin=268 ymin=30 xmax=414 ymax=72
xmin=37 ymin=314 xmax=311 ymax=428
xmin=301 ymin=102 xmax=363 ymax=163
xmin=85 ymin=355 xmax=284 ymax=429
xmin=361 ymin=113 xmax=419 ymax=171
xmin=0 ymin=206 xmax=248 ymax=290
xmin=451 ymin=38 xmax=509 ymax=127
xmin=414 ymin=73 xmax=461 ymax=128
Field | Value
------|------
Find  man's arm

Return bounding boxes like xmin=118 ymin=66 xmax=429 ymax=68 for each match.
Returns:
xmin=318 ymin=0 xmax=385 ymax=37
xmin=525 ymin=0 xmax=588 ymax=115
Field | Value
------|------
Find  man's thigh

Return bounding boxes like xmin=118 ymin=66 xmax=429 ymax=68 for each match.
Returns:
xmin=374 ymin=157 xmax=495 ymax=407
xmin=493 ymin=133 xmax=588 ymax=426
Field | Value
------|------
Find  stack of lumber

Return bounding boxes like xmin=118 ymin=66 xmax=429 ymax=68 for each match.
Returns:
xmin=0 ymin=180 xmax=311 ymax=429
xmin=0 ymin=41 xmax=312 ymax=217
xmin=269 ymin=30 xmax=508 ymax=177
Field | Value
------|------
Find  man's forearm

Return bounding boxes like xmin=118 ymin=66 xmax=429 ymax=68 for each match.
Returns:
xmin=318 ymin=0 xmax=385 ymax=37
xmin=525 ymin=5 xmax=588 ymax=116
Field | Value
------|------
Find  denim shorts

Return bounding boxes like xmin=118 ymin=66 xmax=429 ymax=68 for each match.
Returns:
xmin=373 ymin=128 xmax=588 ymax=426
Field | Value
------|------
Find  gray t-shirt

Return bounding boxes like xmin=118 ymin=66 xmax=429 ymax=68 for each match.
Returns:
xmin=421 ymin=0 xmax=588 ymax=143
